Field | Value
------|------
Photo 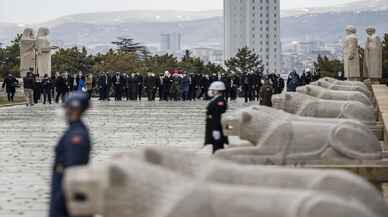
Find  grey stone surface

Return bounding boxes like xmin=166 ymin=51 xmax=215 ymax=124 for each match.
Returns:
xmin=217 ymin=105 xmax=382 ymax=164
xmin=272 ymin=92 xmax=377 ymax=125
xmin=0 ymin=100 xmax=242 ymax=217
xmin=297 ymin=85 xmax=372 ymax=106
xmin=64 ymin=156 xmax=379 ymax=217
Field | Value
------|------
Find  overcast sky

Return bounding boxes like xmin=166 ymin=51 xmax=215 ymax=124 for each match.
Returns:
xmin=0 ymin=0 xmax=359 ymax=24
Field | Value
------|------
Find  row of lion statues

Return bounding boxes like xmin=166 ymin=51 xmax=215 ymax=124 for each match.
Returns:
xmin=63 ymin=77 xmax=387 ymax=217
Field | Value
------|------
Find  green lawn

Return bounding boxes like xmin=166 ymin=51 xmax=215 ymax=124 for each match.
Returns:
xmin=0 ymin=96 xmax=25 ymax=106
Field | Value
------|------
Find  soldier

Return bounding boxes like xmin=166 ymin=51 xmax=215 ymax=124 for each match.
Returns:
xmin=2 ymin=73 xmax=18 ymax=102
xmin=204 ymin=81 xmax=228 ymax=154
xmin=49 ymin=92 xmax=91 ymax=217
xmin=260 ymin=78 xmax=273 ymax=107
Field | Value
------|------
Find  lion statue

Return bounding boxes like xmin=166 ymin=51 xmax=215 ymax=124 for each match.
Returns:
xmin=217 ymin=106 xmax=382 ymax=164
xmin=311 ymin=80 xmax=371 ymax=98
xmin=272 ymin=92 xmax=377 ymax=127
xmin=296 ymin=85 xmax=372 ymax=106
xmin=63 ymin=154 xmax=381 ymax=217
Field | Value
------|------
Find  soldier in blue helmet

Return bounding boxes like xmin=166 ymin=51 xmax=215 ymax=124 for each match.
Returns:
xmin=49 ymin=92 xmax=92 ymax=217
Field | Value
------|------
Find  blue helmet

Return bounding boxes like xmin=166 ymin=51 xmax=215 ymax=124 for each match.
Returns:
xmin=64 ymin=92 xmax=90 ymax=113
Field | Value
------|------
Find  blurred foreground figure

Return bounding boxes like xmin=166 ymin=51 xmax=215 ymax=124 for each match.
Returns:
xmin=49 ymin=92 xmax=91 ymax=217
xmin=204 ymin=81 xmax=228 ymax=154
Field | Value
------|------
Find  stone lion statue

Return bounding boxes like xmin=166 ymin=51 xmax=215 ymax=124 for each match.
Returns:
xmin=139 ymin=147 xmax=388 ymax=217
xmin=63 ymin=155 xmax=382 ymax=217
xmin=311 ymin=79 xmax=371 ymax=98
xmin=296 ymin=85 xmax=372 ymax=106
xmin=323 ymin=77 xmax=368 ymax=90
xmin=216 ymin=106 xmax=382 ymax=164
xmin=272 ymin=92 xmax=376 ymax=126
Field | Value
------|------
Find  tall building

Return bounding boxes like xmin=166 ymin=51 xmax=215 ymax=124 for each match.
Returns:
xmin=224 ymin=0 xmax=281 ymax=74
xmin=160 ymin=32 xmax=182 ymax=53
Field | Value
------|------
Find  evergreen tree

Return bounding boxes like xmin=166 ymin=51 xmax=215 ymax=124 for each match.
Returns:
xmin=0 ymin=34 xmax=22 ymax=77
xmin=314 ymin=55 xmax=344 ymax=78
xmin=224 ymin=47 xmax=263 ymax=75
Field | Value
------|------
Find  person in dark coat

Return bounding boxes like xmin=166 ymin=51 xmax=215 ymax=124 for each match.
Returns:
xmin=49 ymin=92 xmax=91 ymax=217
xmin=260 ymin=78 xmax=273 ymax=107
xmin=136 ymin=73 xmax=144 ymax=101
xmin=241 ymin=73 xmax=252 ymax=103
xmin=287 ymin=71 xmax=300 ymax=92
xmin=180 ymin=73 xmax=190 ymax=101
xmin=42 ymin=74 xmax=52 ymax=104
xmin=127 ymin=73 xmax=138 ymax=100
xmin=204 ymin=81 xmax=228 ymax=154
xmin=98 ymin=72 xmax=110 ymax=101
xmin=198 ymin=74 xmax=211 ymax=100
xmin=254 ymin=72 xmax=263 ymax=101
xmin=162 ymin=72 xmax=172 ymax=101
xmin=158 ymin=74 xmax=164 ymax=100
xmin=23 ymin=71 xmax=35 ymax=106
xmin=112 ymin=72 xmax=124 ymax=101
xmin=55 ymin=73 xmax=67 ymax=103
xmin=2 ymin=73 xmax=18 ymax=102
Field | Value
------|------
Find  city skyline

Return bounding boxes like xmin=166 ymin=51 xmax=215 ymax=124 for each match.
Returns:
xmin=0 ymin=0 xmax=360 ymax=23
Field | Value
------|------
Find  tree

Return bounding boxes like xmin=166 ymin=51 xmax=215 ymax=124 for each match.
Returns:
xmin=112 ymin=37 xmax=146 ymax=55
xmin=52 ymin=47 xmax=95 ymax=74
xmin=224 ymin=47 xmax=263 ymax=75
xmin=314 ymin=55 xmax=344 ymax=78
xmin=0 ymin=34 xmax=22 ymax=78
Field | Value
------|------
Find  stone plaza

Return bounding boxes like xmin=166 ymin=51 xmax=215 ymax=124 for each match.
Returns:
xmin=0 ymin=100 xmax=245 ymax=217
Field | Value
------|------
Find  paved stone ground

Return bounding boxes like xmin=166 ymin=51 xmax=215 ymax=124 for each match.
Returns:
xmin=0 ymin=99 xmax=246 ymax=217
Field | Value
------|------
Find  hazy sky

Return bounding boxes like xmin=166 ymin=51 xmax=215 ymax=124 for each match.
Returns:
xmin=0 ymin=0 xmax=359 ymax=23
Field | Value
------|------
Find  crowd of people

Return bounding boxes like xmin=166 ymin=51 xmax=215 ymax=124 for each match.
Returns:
xmin=2 ymin=68 xmax=321 ymax=107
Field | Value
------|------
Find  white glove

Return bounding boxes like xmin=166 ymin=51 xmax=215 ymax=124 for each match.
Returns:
xmin=212 ymin=131 xmax=221 ymax=140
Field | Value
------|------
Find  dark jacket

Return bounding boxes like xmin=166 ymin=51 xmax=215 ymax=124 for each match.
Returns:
xmin=55 ymin=76 xmax=67 ymax=92
xmin=260 ymin=83 xmax=273 ymax=107
xmin=23 ymin=76 xmax=35 ymax=89
xmin=205 ymin=95 xmax=228 ymax=153
xmin=49 ymin=120 xmax=91 ymax=217
xmin=2 ymin=76 xmax=18 ymax=91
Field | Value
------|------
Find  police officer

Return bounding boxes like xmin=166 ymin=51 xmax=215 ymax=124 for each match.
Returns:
xmin=204 ymin=81 xmax=228 ymax=154
xmin=49 ymin=92 xmax=91 ymax=217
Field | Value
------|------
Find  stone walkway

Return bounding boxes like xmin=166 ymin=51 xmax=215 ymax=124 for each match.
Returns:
xmin=0 ymin=99 xmax=246 ymax=217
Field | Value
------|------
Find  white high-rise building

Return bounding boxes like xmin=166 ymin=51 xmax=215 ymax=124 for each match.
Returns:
xmin=224 ymin=0 xmax=281 ymax=74
xmin=160 ymin=32 xmax=182 ymax=53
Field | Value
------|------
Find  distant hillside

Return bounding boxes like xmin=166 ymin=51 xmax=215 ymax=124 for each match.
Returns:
xmin=281 ymin=10 xmax=388 ymax=43
xmin=0 ymin=6 xmax=387 ymax=52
